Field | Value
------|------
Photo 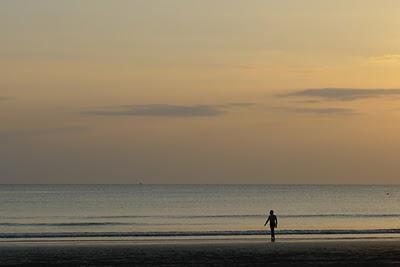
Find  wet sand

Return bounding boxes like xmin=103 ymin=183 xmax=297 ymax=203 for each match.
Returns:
xmin=1 ymin=239 xmax=400 ymax=266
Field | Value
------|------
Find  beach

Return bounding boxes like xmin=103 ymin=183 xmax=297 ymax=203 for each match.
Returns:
xmin=1 ymin=239 xmax=400 ymax=266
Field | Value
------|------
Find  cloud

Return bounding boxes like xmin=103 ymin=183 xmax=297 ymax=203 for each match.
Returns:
xmin=282 ymin=88 xmax=400 ymax=101
xmin=0 ymin=96 xmax=12 ymax=102
xmin=83 ymin=103 xmax=255 ymax=117
xmin=0 ymin=127 xmax=84 ymax=139
xmin=294 ymin=99 xmax=321 ymax=104
xmin=369 ymin=54 xmax=400 ymax=64
xmin=224 ymin=102 xmax=256 ymax=107
xmin=275 ymin=107 xmax=356 ymax=115
xmin=232 ymin=65 xmax=253 ymax=69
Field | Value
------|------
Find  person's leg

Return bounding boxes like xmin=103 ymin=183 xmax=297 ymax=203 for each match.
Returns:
xmin=270 ymin=227 xmax=275 ymax=242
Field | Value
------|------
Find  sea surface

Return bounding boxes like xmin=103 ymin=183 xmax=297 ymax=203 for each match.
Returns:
xmin=1 ymin=185 xmax=400 ymax=240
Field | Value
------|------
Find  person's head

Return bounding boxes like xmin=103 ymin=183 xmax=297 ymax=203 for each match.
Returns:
xmin=270 ymin=210 xmax=274 ymax=215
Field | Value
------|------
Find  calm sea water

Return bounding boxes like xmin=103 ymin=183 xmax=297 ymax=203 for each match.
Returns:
xmin=1 ymin=185 xmax=399 ymax=240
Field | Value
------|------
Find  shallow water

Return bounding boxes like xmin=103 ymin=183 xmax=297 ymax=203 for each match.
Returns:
xmin=0 ymin=185 xmax=399 ymax=240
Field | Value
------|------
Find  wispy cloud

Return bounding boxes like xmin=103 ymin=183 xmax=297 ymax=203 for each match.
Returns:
xmin=294 ymin=99 xmax=321 ymax=104
xmin=0 ymin=127 xmax=84 ymax=139
xmin=232 ymin=64 xmax=253 ymax=70
xmin=224 ymin=102 xmax=256 ymax=107
xmin=0 ymin=96 xmax=12 ymax=102
xmin=281 ymin=88 xmax=400 ymax=101
xmin=83 ymin=103 xmax=255 ymax=117
xmin=275 ymin=107 xmax=356 ymax=115
xmin=369 ymin=54 xmax=400 ymax=64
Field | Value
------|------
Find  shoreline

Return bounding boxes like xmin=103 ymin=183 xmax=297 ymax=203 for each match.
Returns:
xmin=1 ymin=239 xmax=400 ymax=266
xmin=1 ymin=234 xmax=400 ymax=243
xmin=1 ymin=232 xmax=400 ymax=243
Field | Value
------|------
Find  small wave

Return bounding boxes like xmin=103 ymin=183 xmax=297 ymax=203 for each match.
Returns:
xmin=282 ymin=214 xmax=400 ymax=218
xmin=0 ymin=222 xmax=215 ymax=227
xmin=168 ymin=214 xmax=400 ymax=219
xmin=0 ymin=222 xmax=133 ymax=227
xmin=3 ymin=213 xmax=400 ymax=220
xmin=1 ymin=229 xmax=400 ymax=239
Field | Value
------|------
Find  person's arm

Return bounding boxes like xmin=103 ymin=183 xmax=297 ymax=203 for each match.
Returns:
xmin=264 ymin=216 xmax=270 ymax=226
xmin=275 ymin=216 xmax=278 ymax=228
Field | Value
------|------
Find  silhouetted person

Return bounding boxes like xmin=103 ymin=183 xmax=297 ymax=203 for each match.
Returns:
xmin=264 ymin=210 xmax=277 ymax=242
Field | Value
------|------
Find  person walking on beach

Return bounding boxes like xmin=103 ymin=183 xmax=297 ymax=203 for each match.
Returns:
xmin=264 ymin=210 xmax=278 ymax=242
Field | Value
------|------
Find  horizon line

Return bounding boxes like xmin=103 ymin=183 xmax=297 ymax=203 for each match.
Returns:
xmin=0 ymin=183 xmax=399 ymax=186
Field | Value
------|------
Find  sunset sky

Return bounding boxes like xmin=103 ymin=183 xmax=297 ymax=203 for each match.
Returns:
xmin=1 ymin=1 xmax=400 ymax=184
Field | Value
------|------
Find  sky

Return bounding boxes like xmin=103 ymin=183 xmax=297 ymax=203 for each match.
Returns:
xmin=1 ymin=0 xmax=400 ymax=184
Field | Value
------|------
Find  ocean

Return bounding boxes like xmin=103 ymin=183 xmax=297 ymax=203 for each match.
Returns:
xmin=1 ymin=185 xmax=399 ymax=241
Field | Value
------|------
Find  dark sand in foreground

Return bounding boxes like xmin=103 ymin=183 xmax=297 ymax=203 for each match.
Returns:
xmin=1 ymin=239 xmax=400 ymax=266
